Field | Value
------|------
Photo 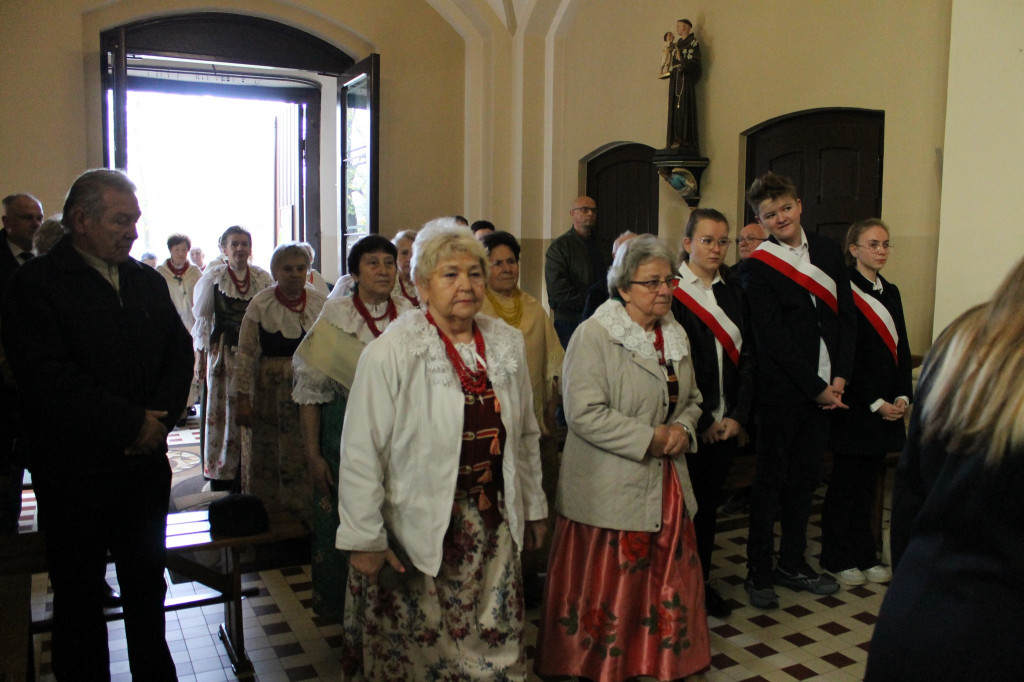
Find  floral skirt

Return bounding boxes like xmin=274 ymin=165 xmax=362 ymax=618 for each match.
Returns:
xmin=535 ymin=464 xmax=710 ymax=681
xmin=341 ymin=499 xmax=526 ymax=681
xmin=202 ymin=342 xmax=241 ymax=481
xmin=241 ymin=356 xmax=311 ymax=526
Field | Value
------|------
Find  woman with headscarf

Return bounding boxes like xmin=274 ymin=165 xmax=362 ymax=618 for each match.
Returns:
xmin=336 ymin=219 xmax=546 ymax=679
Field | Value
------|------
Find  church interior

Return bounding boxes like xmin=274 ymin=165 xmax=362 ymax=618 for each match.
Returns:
xmin=2 ymin=0 xmax=1022 ymax=680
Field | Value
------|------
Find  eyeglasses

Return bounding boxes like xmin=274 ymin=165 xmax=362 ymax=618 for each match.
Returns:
xmin=736 ymin=236 xmax=767 ymax=246
xmin=572 ymin=206 xmax=597 ymax=214
xmin=629 ymin=278 xmax=678 ymax=292
xmin=696 ymin=237 xmax=731 ymax=249
xmin=856 ymin=241 xmax=893 ymax=252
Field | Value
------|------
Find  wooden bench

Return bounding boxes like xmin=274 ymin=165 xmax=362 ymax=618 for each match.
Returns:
xmin=1 ymin=503 xmax=306 ymax=680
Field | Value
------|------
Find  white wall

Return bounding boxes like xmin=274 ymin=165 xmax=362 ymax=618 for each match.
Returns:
xmin=932 ymin=0 xmax=1024 ymax=338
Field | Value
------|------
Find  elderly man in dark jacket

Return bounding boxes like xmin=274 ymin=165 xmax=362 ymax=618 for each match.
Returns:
xmin=2 ymin=169 xmax=193 ymax=681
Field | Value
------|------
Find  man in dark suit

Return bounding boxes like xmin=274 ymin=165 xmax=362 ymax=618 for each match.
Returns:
xmin=0 ymin=193 xmax=42 ymax=535
xmin=2 ymin=170 xmax=193 ymax=680
xmin=740 ymin=172 xmax=856 ymax=609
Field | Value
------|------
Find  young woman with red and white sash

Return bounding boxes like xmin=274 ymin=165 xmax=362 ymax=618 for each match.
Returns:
xmin=820 ymin=219 xmax=912 ymax=586
xmin=671 ymin=208 xmax=754 ymax=619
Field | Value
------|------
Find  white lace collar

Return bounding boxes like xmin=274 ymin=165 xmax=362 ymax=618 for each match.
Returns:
xmin=592 ymin=298 xmax=688 ymax=362
xmin=209 ymin=263 xmax=273 ymax=301
xmin=317 ymin=295 xmax=412 ymax=345
xmin=382 ymin=309 xmax=520 ymax=388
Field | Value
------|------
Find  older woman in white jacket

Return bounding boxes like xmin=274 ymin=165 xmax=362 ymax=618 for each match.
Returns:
xmin=335 ymin=219 xmax=547 ymax=681
xmin=535 ymin=234 xmax=711 ymax=682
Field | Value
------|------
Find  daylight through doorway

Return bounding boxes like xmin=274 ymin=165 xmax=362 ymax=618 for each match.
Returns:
xmin=121 ymin=91 xmax=296 ymax=270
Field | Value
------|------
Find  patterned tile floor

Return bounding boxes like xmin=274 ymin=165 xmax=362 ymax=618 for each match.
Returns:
xmin=25 ymin=492 xmax=887 ymax=681
xmin=22 ymin=418 xmax=890 ymax=681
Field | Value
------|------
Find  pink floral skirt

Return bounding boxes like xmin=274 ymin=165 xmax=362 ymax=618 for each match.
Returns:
xmin=535 ymin=464 xmax=710 ymax=681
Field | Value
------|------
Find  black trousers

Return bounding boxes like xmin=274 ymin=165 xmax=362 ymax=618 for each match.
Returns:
xmin=820 ymin=451 xmax=886 ymax=572
xmin=746 ymin=403 xmax=830 ymax=574
xmin=685 ymin=436 xmax=737 ymax=580
xmin=33 ymin=456 xmax=176 ymax=681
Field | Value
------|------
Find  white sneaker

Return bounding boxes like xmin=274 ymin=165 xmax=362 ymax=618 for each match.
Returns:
xmin=833 ymin=568 xmax=867 ymax=586
xmin=864 ymin=564 xmax=892 ymax=583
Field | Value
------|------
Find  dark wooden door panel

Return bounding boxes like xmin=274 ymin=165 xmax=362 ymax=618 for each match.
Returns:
xmin=580 ymin=141 xmax=659 ymax=253
xmin=744 ymin=108 xmax=883 ymax=242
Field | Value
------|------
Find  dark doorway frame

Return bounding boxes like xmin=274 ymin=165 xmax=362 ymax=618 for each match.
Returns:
xmin=99 ymin=13 xmax=378 ymax=268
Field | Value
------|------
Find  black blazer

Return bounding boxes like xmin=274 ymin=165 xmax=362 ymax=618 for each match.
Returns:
xmin=2 ymin=237 xmax=194 ymax=477
xmin=866 ymin=352 xmax=1024 ymax=681
xmin=671 ymin=266 xmax=754 ymax=434
xmin=741 ymin=232 xmax=856 ymax=406
xmin=831 ymin=269 xmax=913 ymax=456
xmin=0 ymin=228 xmax=22 ymax=295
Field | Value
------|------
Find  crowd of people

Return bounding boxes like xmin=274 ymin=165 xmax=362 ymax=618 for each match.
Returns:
xmin=1 ymin=166 xmax=1021 ymax=681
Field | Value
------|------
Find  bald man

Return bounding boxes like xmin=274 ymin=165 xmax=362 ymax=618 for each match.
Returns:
xmin=544 ymin=196 xmax=610 ymax=347
xmin=737 ymin=222 xmax=769 ymax=260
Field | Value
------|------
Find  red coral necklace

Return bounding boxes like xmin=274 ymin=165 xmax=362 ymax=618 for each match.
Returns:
xmin=167 ymin=259 xmax=189 ymax=279
xmin=274 ymin=285 xmax=306 ymax=313
xmin=352 ymin=295 xmax=397 ymax=338
xmin=426 ymin=311 xmax=487 ymax=395
xmin=399 ymin=278 xmax=419 ymax=306
xmin=227 ymin=265 xmax=251 ymax=296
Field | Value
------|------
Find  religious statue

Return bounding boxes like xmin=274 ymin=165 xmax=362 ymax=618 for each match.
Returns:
xmin=664 ymin=18 xmax=701 ymax=155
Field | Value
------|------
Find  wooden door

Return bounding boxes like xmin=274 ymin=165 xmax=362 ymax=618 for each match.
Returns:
xmin=580 ymin=141 xmax=660 ymax=254
xmin=743 ymin=108 xmax=883 ymax=245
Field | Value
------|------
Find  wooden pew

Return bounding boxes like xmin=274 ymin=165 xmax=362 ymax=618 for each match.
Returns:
xmin=2 ymin=503 xmax=306 ymax=680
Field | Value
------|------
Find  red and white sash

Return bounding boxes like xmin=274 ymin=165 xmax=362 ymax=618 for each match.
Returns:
xmin=672 ymin=276 xmax=742 ymax=366
xmin=852 ymin=286 xmax=899 ymax=364
xmin=750 ymin=240 xmax=838 ymax=314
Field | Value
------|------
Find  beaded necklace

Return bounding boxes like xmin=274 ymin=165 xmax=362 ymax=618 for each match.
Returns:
xmin=399 ymin=277 xmax=420 ymax=307
xmin=274 ymin=285 xmax=306 ymax=314
xmin=227 ymin=264 xmax=251 ymax=296
xmin=352 ymin=295 xmax=398 ymax=338
xmin=485 ymin=289 xmax=523 ymax=327
xmin=426 ymin=311 xmax=487 ymax=395
xmin=166 ymin=259 xmax=189 ymax=280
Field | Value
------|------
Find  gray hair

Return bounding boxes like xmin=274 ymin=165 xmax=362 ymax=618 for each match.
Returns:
xmin=392 ymin=229 xmax=417 ymax=246
xmin=61 ymin=169 xmax=136 ymax=230
xmin=33 ymin=215 xmax=66 ymax=256
xmin=411 ymin=218 xmax=488 ymax=285
xmin=607 ymin=233 xmax=675 ymax=296
xmin=270 ymin=241 xmax=311 ymax=275
xmin=3 ymin=193 xmax=42 ymax=216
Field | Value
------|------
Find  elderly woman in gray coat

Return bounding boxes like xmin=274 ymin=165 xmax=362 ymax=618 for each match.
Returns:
xmin=535 ymin=234 xmax=711 ymax=682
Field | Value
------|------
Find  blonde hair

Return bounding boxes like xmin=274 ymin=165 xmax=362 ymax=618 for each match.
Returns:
xmin=919 ymin=255 xmax=1024 ymax=466
xmin=411 ymin=218 xmax=488 ymax=285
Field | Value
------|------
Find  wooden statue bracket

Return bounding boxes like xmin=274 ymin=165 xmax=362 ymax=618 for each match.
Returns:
xmin=652 ymin=150 xmax=709 ymax=207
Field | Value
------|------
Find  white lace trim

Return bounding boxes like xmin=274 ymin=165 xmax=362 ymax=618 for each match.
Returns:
xmin=292 ymin=353 xmax=348 ymax=405
xmin=246 ymin=287 xmax=327 ymax=339
xmin=592 ymin=299 xmax=688 ymax=362
xmin=316 ymin=295 xmax=412 ymax=343
xmin=382 ymin=309 xmax=520 ymax=388
xmin=209 ymin=263 xmax=274 ymax=301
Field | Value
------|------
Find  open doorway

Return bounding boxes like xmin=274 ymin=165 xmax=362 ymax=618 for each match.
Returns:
xmin=101 ymin=13 xmax=378 ymax=280
xmin=123 ymin=89 xmax=299 ymax=270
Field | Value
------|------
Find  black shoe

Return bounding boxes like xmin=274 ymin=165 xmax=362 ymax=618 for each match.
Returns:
xmin=745 ymin=570 xmax=779 ymax=610
xmin=102 ymin=581 xmax=122 ymax=608
xmin=774 ymin=562 xmax=839 ymax=595
xmin=704 ymin=585 xmax=732 ymax=618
